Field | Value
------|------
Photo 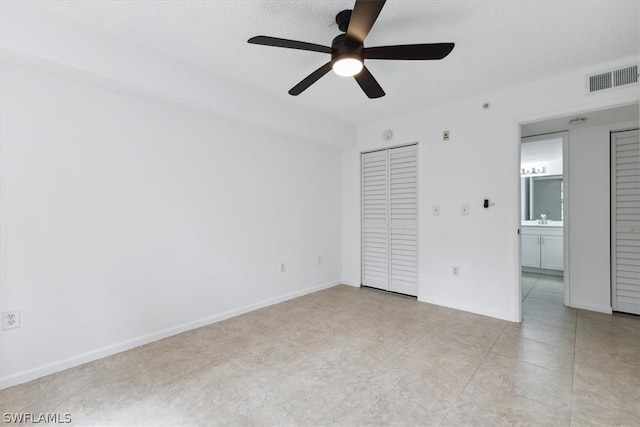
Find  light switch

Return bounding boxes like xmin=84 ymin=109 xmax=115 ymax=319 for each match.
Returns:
xmin=461 ymin=204 xmax=469 ymax=215
xmin=433 ymin=205 xmax=440 ymax=216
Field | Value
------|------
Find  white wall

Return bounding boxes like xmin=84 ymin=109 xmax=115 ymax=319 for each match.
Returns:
xmin=568 ymin=120 xmax=639 ymax=313
xmin=0 ymin=60 xmax=342 ymax=388
xmin=521 ymin=136 xmax=563 ymax=176
xmin=342 ymin=57 xmax=639 ymax=321
xmin=0 ymin=2 xmax=355 ymax=151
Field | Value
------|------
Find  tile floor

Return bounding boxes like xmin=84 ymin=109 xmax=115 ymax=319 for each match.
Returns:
xmin=1 ymin=276 xmax=639 ymax=426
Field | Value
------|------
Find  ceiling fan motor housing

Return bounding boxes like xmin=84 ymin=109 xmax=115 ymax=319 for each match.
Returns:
xmin=331 ymin=33 xmax=364 ymax=66
xmin=336 ymin=9 xmax=352 ymax=33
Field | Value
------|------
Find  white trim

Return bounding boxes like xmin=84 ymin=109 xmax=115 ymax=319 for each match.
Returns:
xmin=516 ymin=99 xmax=640 ymax=127
xmin=570 ymin=302 xmax=613 ymax=314
xmin=0 ymin=280 xmax=341 ymax=390
xmin=361 ymin=141 xmax=419 ymax=155
xmin=341 ymin=280 xmax=361 ymax=287
xmin=418 ymin=296 xmax=517 ymax=322
xmin=563 ymin=131 xmax=571 ymax=307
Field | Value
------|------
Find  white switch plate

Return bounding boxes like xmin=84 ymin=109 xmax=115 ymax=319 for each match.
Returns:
xmin=461 ymin=204 xmax=469 ymax=215
xmin=432 ymin=205 xmax=440 ymax=216
xmin=279 ymin=262 xmax=286 ymax=273
xmin=452 ymin=266 xmax=460 ymax=277
xmin=443 ymin=130 xmax=450 ymax=141
xmin=317 ymin=255 xmax=322 ymax=265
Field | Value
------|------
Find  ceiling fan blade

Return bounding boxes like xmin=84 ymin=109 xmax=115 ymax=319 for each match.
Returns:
xmin=354 ymin=66 xmax=385 ymax=99
xmin=365 ymin=43 xmax=455 ymax=60
xmin=248 ymin=36 xmax=331 ymax=54
xmin=346 ymin=0 xmax=386 ymax=44
xmin=289 ymin=62 xmax=333 ymax=96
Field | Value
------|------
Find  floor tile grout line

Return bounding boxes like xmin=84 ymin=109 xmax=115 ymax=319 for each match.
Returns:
xmin=521 ymin=276 xmax=538 ymax=301
xmin=569 ymin=307 xmax=579 ymax=420
xmin=505 ymin=327 xmax=576 ymax=350
xmin=491 ymin=353 xmax=572 ymax=378
xmin=438 ymin=321 xmax=509 ymax=426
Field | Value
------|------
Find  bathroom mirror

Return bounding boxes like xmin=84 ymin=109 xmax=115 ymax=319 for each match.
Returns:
xmin=522 ymin=175 xmax=563 ymax=221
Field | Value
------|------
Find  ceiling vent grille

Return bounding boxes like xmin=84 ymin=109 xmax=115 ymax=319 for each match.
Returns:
xmin=587 ymin=65 xmax=638 ymax=94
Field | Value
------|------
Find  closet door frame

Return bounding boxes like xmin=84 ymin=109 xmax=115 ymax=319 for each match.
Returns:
xmin=361 ymin=142 xmax=419 ymax=296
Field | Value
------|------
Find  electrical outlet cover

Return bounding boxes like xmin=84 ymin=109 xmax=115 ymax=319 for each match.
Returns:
xmin=452 ymin=266 xmax=460 ymax=277
xmin=2 ymin=310 xmax=20 ymax=330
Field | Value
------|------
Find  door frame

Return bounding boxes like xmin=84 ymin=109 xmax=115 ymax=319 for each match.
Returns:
xmin=516 ymin=100 xmax=640 ymax=321
xmin=519 ymin=131 xmax=570 ymax=306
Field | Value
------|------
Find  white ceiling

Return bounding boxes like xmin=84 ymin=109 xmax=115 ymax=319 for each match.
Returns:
xmin=27 ymin=0 xmax=640 ymax=125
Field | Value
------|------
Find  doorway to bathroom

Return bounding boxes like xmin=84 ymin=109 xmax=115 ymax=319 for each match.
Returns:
xmin=518 ymin=102 xmax=639 ymax=317
xmin=520 ymin=132 xmax=568 ymax=307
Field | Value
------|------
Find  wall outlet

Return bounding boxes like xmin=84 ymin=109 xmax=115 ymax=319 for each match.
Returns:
xmin=443 ymin=130 xmax=450 ymax=141
xmin=452 ymin=266 xmax=460 ymax=277
xmin=279 ymin=262 xmax=286 ymax=273
xmin=461 ymin=204 xmax=469 ymax=216
xmin=2 ymin=310 xmax=20 ymax=330
xmin=432 ymin=205 xmax=440 ymax=216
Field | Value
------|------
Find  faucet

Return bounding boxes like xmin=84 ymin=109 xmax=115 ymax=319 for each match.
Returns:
xmin=539 ymin=214 xmax=547 ymax=224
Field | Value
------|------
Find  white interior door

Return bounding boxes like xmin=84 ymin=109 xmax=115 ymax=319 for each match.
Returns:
xmin=362 ymin=145 xmax=418 ymax=296
xmin=389 ymin=145 xmax=419 ymax=295
xmin=362 ymin=150 xmax=389 ymax=291
xmin=611 ymin=129 xmax=640 ymax=315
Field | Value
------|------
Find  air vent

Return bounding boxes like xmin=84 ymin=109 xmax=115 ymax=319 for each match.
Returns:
xmin=587 ymin=65 xmax=638 ymax=94
xmin=614 ymin=65 xmax=637 ymax=86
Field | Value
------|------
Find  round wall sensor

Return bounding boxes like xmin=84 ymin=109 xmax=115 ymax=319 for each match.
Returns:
xmin=383 ymin=130 xmax=393 ymax=141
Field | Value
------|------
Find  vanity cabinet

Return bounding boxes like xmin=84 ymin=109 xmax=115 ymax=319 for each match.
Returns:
xmin=521 ymin=226 xmax=563 ymax=271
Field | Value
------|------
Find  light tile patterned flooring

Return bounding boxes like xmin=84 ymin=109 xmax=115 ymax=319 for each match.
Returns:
xmin=2 ymin=276 xmax=639 ymax=426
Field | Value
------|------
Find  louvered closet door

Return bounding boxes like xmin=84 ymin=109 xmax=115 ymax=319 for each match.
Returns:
xmin=612 ymin=129 xmax=640 ymax=315
xmin=362 ymin=145 xmax=418 ymax=296
xmin=389 ymin=145 xmax=418 ymax=295
xmin=362 ymin=151 xmax=389 ymax=291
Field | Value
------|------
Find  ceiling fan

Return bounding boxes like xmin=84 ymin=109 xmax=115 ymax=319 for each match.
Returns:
xmin=248 ymin=0 xmax=454 ymax=99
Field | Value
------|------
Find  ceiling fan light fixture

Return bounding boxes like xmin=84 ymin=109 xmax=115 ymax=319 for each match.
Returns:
xmin=248 ymin=0 xmax=455 ymax=97
xmin=332 ymin=55 xmax=363 ymax=77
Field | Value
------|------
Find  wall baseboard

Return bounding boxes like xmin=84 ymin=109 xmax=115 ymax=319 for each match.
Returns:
xmin=341 ymin=280 xmax=361 ymax=287
xmin=569 ymin=302 xmax=612 ymax=314
xmin=0 ymin=280 xmax=341 ymax=390
xmin=418 ymin=295 xmax=518 ymax=322
xmin=521 ymin=267 xmax=564 ymax=277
